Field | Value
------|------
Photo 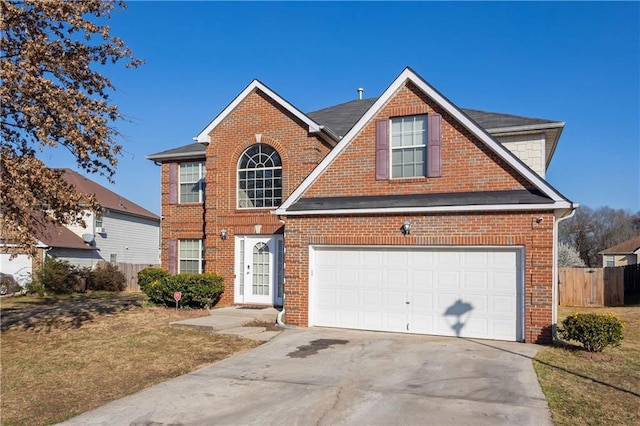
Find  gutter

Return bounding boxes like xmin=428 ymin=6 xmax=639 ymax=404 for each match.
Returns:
xmin=552 ymin=204 xmax=578 ymax=344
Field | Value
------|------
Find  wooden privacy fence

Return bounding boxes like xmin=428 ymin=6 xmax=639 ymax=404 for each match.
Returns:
xmin=558 ymin=267 xmax=624 ymax=307
xmin=97 ymin=261 xmax=158 ymax=292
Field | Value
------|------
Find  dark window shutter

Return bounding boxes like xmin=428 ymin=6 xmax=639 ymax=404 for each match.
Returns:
xmin=427 ymin=113 xmax=442 ymax=178
xmin=376 ymin=119 xmax=389 ymax=180
xmin=168 ymin=163 xmax=178 ymax=204
xmin=168 ymin=239 xmax=177 ymax=274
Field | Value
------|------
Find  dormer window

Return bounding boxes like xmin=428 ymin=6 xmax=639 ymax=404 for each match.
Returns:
xmin=237 ymin=144 xmax=282 ymax=209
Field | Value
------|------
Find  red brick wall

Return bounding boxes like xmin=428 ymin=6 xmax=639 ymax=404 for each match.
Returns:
xmin=159 ymin=82 xmax=556 ymax=344
xmin=306 ymin=83 xmax=534 ymax=198
xmin=160 ymin=89 xmax=331 ymax=305
xmin=283 ymin=211 xmax=554 ymax=344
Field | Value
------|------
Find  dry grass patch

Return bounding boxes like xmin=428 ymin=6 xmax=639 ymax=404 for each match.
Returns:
xmin=534 ymin=305 xmax=640 ymax=426
xmin=1 ymin=294 xmax=260 ymax=426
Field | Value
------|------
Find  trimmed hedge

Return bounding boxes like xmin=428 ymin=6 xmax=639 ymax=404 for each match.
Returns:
xmin=559 ymin=312 xmax=625 ymax=352
xmin=137 ymin=268 xmax=224 ymax=309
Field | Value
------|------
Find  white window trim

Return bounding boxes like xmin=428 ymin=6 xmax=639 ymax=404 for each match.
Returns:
xmin=236 ymin=145 xmax=283 ymax=210
xmin=179 ymin=161 xmax=205 ymax=204
xmin=178 ymin=239 xmax=203 ymax=274
xmin=390 ymin=115 xmax=427 ymax=179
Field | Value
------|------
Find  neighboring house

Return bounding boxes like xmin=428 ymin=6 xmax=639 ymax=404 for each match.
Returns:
xmin=600 ymin=236 xmax=640 ymax=267
xmin=147 ymin=67 xmax=575 ymax=343
xmin=0 ymin=169 xmax=160 ymax=284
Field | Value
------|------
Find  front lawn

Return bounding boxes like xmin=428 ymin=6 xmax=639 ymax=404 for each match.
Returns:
xmin=534 ymin=305 xmax=640 ymax=426
xmin=0 ymin=293 xmax=259 ymax=426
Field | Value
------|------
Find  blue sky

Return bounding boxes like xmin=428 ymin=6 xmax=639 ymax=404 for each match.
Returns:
xmin=42 ymin=1 xmax=639 ymax=215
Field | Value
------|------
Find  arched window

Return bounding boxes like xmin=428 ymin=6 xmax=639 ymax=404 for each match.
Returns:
xmin=237 ymin=144 xmax=282 ymax=209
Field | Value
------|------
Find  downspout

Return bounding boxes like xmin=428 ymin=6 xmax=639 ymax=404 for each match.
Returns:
xmin=552 ymin=204 xmax=578 ymax=343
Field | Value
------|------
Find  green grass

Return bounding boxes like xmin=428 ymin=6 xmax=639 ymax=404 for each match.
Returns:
xmin=534 ymin=305 xmax=640 ymax=426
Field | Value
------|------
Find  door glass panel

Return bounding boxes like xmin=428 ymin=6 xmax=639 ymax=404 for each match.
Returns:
xmin=253 ymin=242 xmax=270 ymax=296
xmin=239 ymin=239 xmax=245 ymax=295
xmin=277 ymin=239 xmax=284 ymax=298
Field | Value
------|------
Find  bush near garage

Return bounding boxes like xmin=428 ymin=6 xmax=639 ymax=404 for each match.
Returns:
xmin=559 ymin=312 xmax=625 ymax=352
xmin=137 ymin=268 xmax=224 ymax=309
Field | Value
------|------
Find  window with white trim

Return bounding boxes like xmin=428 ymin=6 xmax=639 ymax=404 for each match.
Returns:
xmin=606 ymin=255 xmax=615 ymax=268
xmin=179 ymin=239 xmax=203 ymax=274
xmin=390 ymin=115 xmax=427 ymax=178
xmin=179 ymin=162 xmax=205 ymax=203
xmin=238 ymin=144 xmax=282 ymax=209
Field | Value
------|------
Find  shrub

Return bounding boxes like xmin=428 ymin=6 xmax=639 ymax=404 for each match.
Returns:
xmin=559 ymin=313 xmax=625 ymax=352
xmin=137 ymin=269 xmax=224 ymax=309
xmin=87 ymin=263 xmax=126 ymax=292
xmin=137 ymin=267 xmax=168 ymax=291
xmin=36 ymin=257 xmax=76 ymax=294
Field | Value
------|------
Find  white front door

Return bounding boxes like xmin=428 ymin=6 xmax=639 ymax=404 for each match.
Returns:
xmin=234 ymin=236 xmax=283 ymax=306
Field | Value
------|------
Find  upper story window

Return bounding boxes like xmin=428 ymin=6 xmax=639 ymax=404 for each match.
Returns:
xmin=376 ymin=113 xmax=441 ymax=180
xmin=390 ymin=115 xmax=427 ymax=178
xmin=237 ymin=144 xmax=282 ymax=209
xmin=94 ymin=214 xmax=103 ymax=228
xmin=606 ymin=255 xmax=615 ymax=268
xmin=179 ymin=161 xmax=205 ymax=203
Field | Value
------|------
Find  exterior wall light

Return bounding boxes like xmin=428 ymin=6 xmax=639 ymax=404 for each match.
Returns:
xmin=401 ymin=220 xmax=411 ymax=235
xmin=220 ymin=229 xmax=227 ymax=241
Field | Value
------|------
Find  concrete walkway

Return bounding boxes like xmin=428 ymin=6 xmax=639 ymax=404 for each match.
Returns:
xmin=59 ymin=327 xmax=552 ymax=426
xmin=170 ymin=306 xmax=282 ymax=341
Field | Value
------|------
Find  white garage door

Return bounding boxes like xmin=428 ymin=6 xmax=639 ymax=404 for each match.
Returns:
xmin=311 ymin=247 xmax=523 ymax=341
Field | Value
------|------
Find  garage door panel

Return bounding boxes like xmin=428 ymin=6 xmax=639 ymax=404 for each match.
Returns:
xmin=409 ymin=292 xmax=433 ymax=310
xmin=464 ymin=294 xmax=489 ymax=314
xmin=362 ymin=312 xmax=383 ymax=329
xmin=492 ymin=272 xmax=517 ymax=292
xmin=362 ymin=268 xmax=384 ymax=286
xmin=338 ymin=267 xmax=358 ymax=285
xmin=362 ymin=290 xmax=383 ymax=307
xmin=411 ymin=269 xmax=433 ymax=288
xmin=435 ymin=271 xmax=460 ymax=289
xmin=387 ymin=268 xmax=408 ymax=286
xmin=384 ymin=313 xmax=406 ymax=331
xmin=408 ymin=314 xmax=433 ymax=333
xmin=317 ymin=288 xmax=337 ymax=305
xmin=338 ymin=289 xmax=358 ymax=306
xmin=313 ymin=247 xmax=521 ymax=341
xmin=385 ymin=291 xmax=407 ymax=308
xmin=463 ymin=271 xmax=489 ymax=291
xmin=491 ymin=295 xmax=517 ymax=315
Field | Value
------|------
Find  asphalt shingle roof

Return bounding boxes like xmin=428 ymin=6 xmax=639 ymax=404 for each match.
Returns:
xmin=58 ymin=169 xmax=159 ymax=220
xmin=600 ymin=236 xmax=640 ymax=254
xmin=148 ymin=97 xmax=563 ymax=160
xmin=288 ymin=189 xmax=553 ymax=212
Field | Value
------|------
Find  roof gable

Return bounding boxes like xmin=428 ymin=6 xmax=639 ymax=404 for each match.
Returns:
xmin=277 ymin=67 xmax=572 ymax=214
xmin=194 ymin=80 xmax=325 ymax=144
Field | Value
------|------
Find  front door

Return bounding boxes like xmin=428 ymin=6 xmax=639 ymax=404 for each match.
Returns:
xmin=234 ymin=236 xmax=283 ymax=305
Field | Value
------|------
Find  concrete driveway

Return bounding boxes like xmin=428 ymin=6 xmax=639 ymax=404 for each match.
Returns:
xmin=59 ymin=328 xmax=552 ymax=426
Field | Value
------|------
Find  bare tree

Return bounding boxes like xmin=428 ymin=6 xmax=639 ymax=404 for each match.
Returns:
xmin=560 ymin=205 xmax=640 ymax=267
xmin=0 ymin=0 xmax=142 ymax=255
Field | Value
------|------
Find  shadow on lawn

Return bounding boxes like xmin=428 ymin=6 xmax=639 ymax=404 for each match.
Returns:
xmin=0 ymin=294 xmax=145 ymax=332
